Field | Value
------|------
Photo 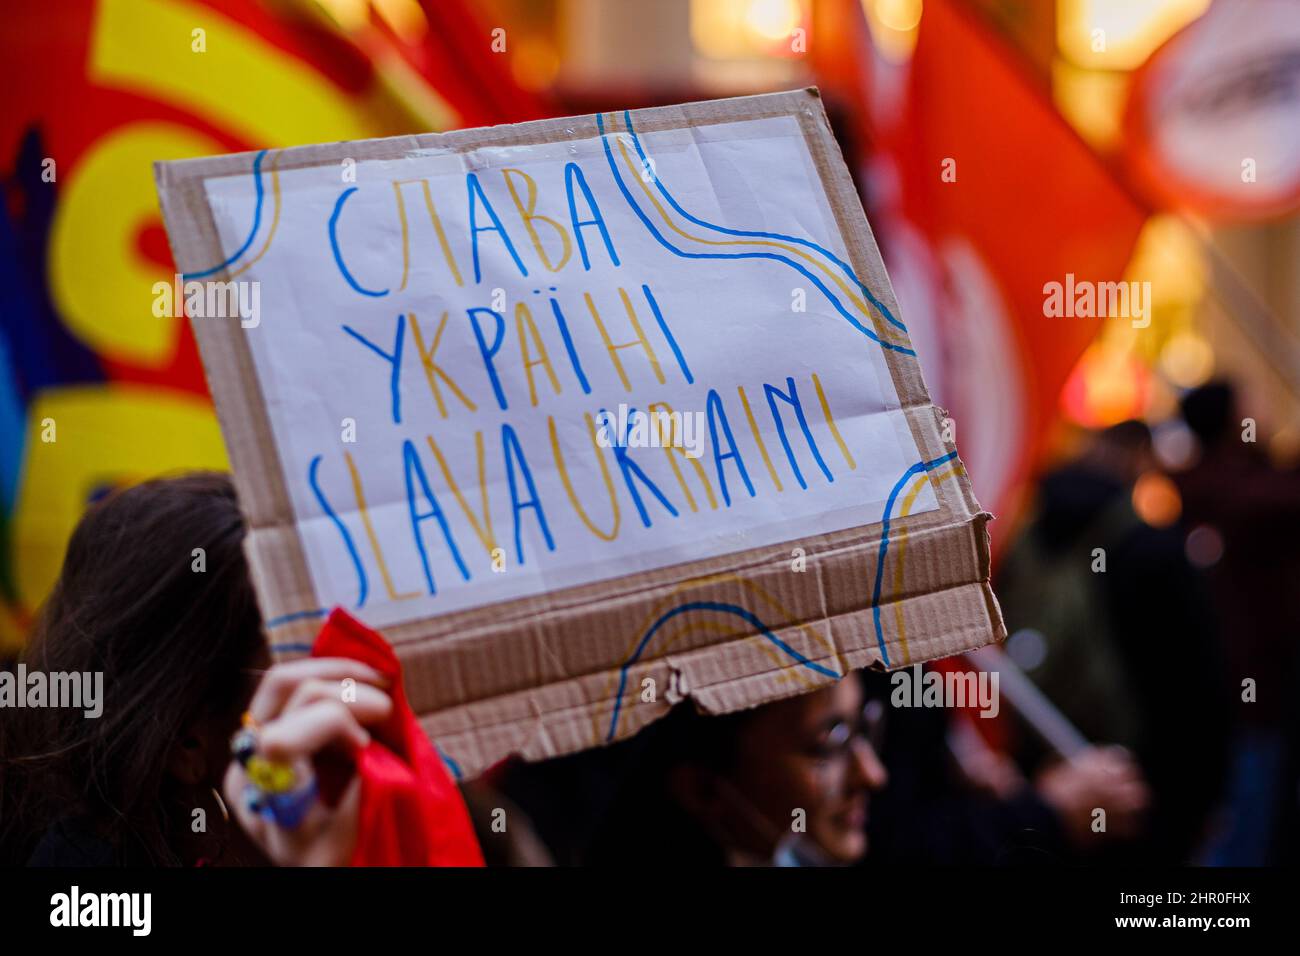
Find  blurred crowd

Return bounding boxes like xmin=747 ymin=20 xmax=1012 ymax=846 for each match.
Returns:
xmin=3 ymin=379 xmax=1296 ymax=868
xmin=462 ymin=380 xmax=1300 ymax=866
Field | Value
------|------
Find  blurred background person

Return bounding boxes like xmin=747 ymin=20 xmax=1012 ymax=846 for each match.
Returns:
xmin=867 ymin=675 xmax=1151 ymax=866
xmin=996 ymin=421 xmax=1232 ymax=862
xmin=460 ymin=781 xmax=556 ymax=866
xmin=499 ymin=671 xmax=1148 ymax=867
xmin=1175 ymin=382 xmax=1300 ymax=864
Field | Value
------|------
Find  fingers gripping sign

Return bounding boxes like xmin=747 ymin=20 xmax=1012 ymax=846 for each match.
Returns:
xmin=224 ymin=658 xmax=393 ymax=866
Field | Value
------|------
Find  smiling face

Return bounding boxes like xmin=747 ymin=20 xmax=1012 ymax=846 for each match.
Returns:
xmin=678 ymin=678 xmax=889 ymax=865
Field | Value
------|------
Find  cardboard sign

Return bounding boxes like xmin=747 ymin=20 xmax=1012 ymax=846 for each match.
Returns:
xmin=155 ymin=89 xmax=1003 ymax=778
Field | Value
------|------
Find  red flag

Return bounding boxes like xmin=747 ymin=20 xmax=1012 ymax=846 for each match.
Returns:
xmin=817 ymin=0 xmax=1149 ymax=541
xmin=313 ymin=608 xmax=484 ymax=867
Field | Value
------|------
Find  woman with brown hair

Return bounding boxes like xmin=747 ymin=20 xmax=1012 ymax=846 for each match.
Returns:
xmin=0 ymin=473 xmax=393 ymax=866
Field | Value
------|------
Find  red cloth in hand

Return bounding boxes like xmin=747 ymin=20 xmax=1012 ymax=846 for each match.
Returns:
xmin=311 ymin=608 xmax=484 ymax=867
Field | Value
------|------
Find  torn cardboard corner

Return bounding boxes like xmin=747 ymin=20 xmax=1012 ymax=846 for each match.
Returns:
xmin=154 ymin=88 xmax=1005 ymax=780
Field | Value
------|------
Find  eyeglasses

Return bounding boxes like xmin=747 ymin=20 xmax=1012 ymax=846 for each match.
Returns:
xmin=807 ymin=698 xmax=887 ymax=763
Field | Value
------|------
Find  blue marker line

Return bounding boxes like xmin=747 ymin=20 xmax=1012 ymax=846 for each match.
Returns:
xmin=329 ymin=187 xmax=389 ymax=297
xmin=622 ymin=110 xmax=907 ymax=334
xmin=269 ymin=642 xmax=315 ymax=655
xmin=342 ymin=315 xmax=405 ymax=424
xmin=264 ymin=608 xmax=328 ymax=629
xmin=184 ymin=149 xmax=268 ymax=279
xmin=870 ymin=451 xmax=958 ymax=667
xmin=605 ymin=601 xmax=839 ymax=741
xmin=439 ymin=748 xmax=464 ymax=780
xmin=308 ymin=454 xmax=369 ymax=608
xmin=550 ymin=297 xmax=591 ymax=394
xmin=641 ymin=283 xmax=693 ymax=385
xmin=596 ymin=115 xmax=915 ymax=357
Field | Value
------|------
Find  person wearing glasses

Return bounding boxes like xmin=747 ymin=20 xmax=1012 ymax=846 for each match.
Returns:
xmin=588 ymin=674 xmax=889 ymax=866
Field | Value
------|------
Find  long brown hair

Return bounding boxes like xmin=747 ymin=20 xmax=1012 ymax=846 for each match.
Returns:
xmin=0 ymin=473 xmax=265 ymax=864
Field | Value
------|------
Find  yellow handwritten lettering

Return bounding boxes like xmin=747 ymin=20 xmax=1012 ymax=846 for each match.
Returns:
xmin=344 ymin=452 xmax=420 ymax=601
xmin=392 ymin=179 xmax=464 ymax=289
xmin=515 ymin=302 xmax=562 ymax=407
xmin=408 ymin=311 xmax=477 ymax=418
xmin=586 ymin=287 xmax=666 ymax=392
xmin=502 ymin=168 xmax=572 ymax=273
xmin=647 ymin=401 xmax=718 ymax=512
xmin=737 ymin=386 xmax=784 ymax=493
xmin=550 ymin=414 xmax=621 ymax=541
xmin=425 ymin=433 xmax=497 ymax=557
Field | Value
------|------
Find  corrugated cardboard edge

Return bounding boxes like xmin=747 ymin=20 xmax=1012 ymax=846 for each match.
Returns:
xmin=154 ymin=88 xmax=1005 ymax=780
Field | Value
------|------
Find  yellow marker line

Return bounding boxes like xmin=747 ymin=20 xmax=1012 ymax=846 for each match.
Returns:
xmin=228 ymin=151 xmax=283 ymax=279
xmin=638 ymin=619 xmax=815 ymax=691
xmin=344 ymin=451 xmax=420 ymax=601
xmin=549 ymin=414 xmax=620 ymax=542
xmin=892 ymin=465 xmax=962 ymax=665
xmin=608 ymin=119 xmax=906 ymax=351
xmin=646 ymin=401 xmax=719 ymax=513
xmin=424 ymin=433 xmax=497 ymax=557
xmin=812 ymin=372 xmax=856 ymax=471
xmin=595 ymin=571 xmax=840 ymax=743
xmin=738 ymin=385 xmax=784 ymax=493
